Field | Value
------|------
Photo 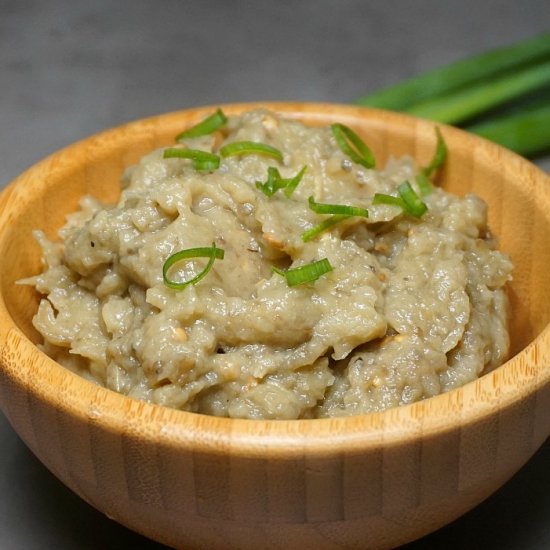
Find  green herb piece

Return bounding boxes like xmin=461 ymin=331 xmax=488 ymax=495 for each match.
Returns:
xmin=424 ymin=127 xmax=448 ymax=177
xmin=415 ymin=171 xmax=434 ymax=196
xmin=272 ymin=258 xmax=333 ymax=286
xmin=331 ymin=123 xmax=376 ymax=168
xmin=256 ymin=167 xmax=285 ymax=197
xmin=398 ymin=181 xmax=428 ymax=218
xmin=372 ymin=194 xmax=405 ymax=208
xmin=176 ymin=109 xmax=227 ymax=141
xmin=256 ymin=166 xmax=307 ymax=198
xmin=163 ymin=242 xmax=224 ymax=290
xmin=163 ymin=148 xmax=220 ymax=171
xmin=415 ymin=127 xmax=448 ymax=195
xmin=283 ymin=166 xmax=307 ymax=198
xmin=301 ymin=215 xmax=350 ymax=242
xmin=356 ymin=33 xmax=550 ymax=111
xmin=219 ymin=141 xmax=283 ymax=161
xmin=373 ymin=182 xmax=428 ymax=218
xmin=308 ymin=196 xmax=369 ymax=217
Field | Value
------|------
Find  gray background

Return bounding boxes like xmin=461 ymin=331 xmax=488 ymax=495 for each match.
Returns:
xmin=0 ymin=1 xmax=549 ymax=548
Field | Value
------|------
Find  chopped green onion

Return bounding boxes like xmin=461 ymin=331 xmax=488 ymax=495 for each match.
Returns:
xmin=256 ymin=167 xmax=285 ymax=197
xmin=415 ymin=171 xmax=433 ymax=196
xmin=301 ymin=215 xmax=350 ymax=242
xmin=308 ymin=196 xmax=369 ymax=217
xmin=424 ymin=127 xmax=448 ymax=177
xmin=398 ymin=182 xmax=427 ymax=218
xmin=416 ymin=127 xmax=448 ymax=195
xmin=372 ymin=182 xmax=428 ymax=218
xmin=219 ymin=141 xmax=283 ymax=161
xmin=256 ymin=166 xmax=306 ymax=198
xmin=331 ymin=123 xmax=376 ymax=168
xmin=372 ymin=194 xmax=405 ymax=208
xmin=272 ymin=258 xmax=333 ymax=286
xmin=163 ymin=242 xmax=224 ymax=290
xmin=176 ymin=109 xmax=227 ymax=141
xmin=283 ymin=166 xmax=307 ymax=198
xmin=163 ymin=148 xmax=220 ymax=171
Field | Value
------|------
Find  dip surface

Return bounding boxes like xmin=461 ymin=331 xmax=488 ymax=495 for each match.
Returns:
xmin=26 ymin=110 xmax=513 ymax=419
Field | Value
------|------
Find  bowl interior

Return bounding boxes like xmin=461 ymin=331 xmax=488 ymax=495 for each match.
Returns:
xmin=1 ymin=102 xmax=550 ymax=372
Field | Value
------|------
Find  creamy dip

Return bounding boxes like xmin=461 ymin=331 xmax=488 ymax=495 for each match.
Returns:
xmin=25 ymin=110 xmax=513 ymax=419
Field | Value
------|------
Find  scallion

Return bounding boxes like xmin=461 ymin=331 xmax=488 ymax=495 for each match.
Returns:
xmin=405 ymin=60 xmax=550 ymax=125
xmin=372 ymin=182 xmax=427 ymax=218
xmin=415 ymin=127 xmax=448 ymax=195
xmin=468 ymin=102 xmax=550 ymax=157
xmin=163 ymin=243 xmax=224 ymax=290
xmin=219 ymin=141 xmax=283 ymax=161
xmin=355 ymin=33 xmax=550 ymax=157
xmin=372 ymin=193 xmax=405 ymax=208
xmin=256 ymin=167 xmax=284 ymax=197
xmin=301 ymin=215 xmax=350 ymax=242
xmin=176 ymin=109 xmax=227 ymax=141
xmin=256 ymin=166 xmax=307 ymax=198
xmin=398 ymin=181 xmax=428 ymax=218
xmin=415 ymin=171 xmax=433 ymax=196
xmin=356 ymin=33 xmax=550 ymax=111
xmin=163 ymin=148 xmax=220 ymax=171
xmin=331 ymin=123 xmax=376 ymax=168
xmin=424 ymin=127 xmax=448 ymax=177
xmin=308 ymin=196 xmax=369 ymax=217
xmin=283 ymin=166 xmax=307 ymax=198
xmin=272 ymin=258 xmax=333 ymax=286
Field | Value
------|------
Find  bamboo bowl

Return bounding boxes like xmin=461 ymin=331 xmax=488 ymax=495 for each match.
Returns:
xmin=0 ymin=103 xmax=549 ymax=550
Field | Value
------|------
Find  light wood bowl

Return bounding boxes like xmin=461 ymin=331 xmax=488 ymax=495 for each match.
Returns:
xmin=0 ymin=103 xmax=549 ymax=549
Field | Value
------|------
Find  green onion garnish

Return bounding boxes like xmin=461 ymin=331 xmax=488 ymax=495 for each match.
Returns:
xmin=416 ymin=127 xmax=448 ymax=195
xmin=163 ymin=242 xmax=224 ymax=290
xmin=302 ymin=196 xmax=368 ymax=242
xmin=283 ymin=166 xmax=307 ymax=198
xmin=398 ymin=181 xmax=427 ymax=218
xmin=423 ymin=127 xmax=447 ymax=177
xmin=272 ymin=258 xmax=333 ymax=286
xmin=176 ymin=109 xmax=227 ymax=141
xmin=163 ymin=148 xmax=220 ymax=171
xmin=256 ymin=167 xmax=284 ymax=197
xmin=415 ymin=171 xmax=434 ymax=196
xmin=373 ymin=182 xmax=427 ymax=218
xmin=331 ymin=123 xmax=375 ymax=169
xmin=219 ymin=141 xmax=283 ymax=161
xmin=256 ymin=166 xmax=306 ymax=198
xmin=372 ymin=194 xmax=405 ymax=208
xmin=301 ymin=215 xmax=350 ymax=242
xmin=308 ymin=196 xmax=369 ymax=218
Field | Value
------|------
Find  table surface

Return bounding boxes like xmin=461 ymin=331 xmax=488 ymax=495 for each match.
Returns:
xmin=1 ymin=1 xmax=549 ymax=548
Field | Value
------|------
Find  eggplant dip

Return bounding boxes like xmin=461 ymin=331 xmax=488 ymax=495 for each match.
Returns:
xmin=23 ymin=109 xmax=513 ymax=419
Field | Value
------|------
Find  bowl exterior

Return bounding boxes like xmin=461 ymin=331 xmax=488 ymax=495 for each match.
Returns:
xmin=0 ymin=102 xmax=549 ymax=549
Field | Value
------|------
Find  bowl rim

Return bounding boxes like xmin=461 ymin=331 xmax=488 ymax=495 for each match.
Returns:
xmin=1 ymin=101 xmax=549 ymax=458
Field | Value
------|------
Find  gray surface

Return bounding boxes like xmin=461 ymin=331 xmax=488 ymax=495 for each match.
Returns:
xmin=0 ymin=1 xmax=549 ymax=548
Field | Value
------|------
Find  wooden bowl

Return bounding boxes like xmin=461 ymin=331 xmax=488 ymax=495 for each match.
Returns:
xmin=0 ymin=103 xmax=549 ymax=549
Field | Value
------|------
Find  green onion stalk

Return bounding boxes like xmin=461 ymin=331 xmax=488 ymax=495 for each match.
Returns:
xmin=356 ymin=33 xmax=550 ymax=158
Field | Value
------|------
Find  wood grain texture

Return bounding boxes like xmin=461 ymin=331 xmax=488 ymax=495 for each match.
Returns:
xmin=0 ymin=103 xmax=549 ymax=549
